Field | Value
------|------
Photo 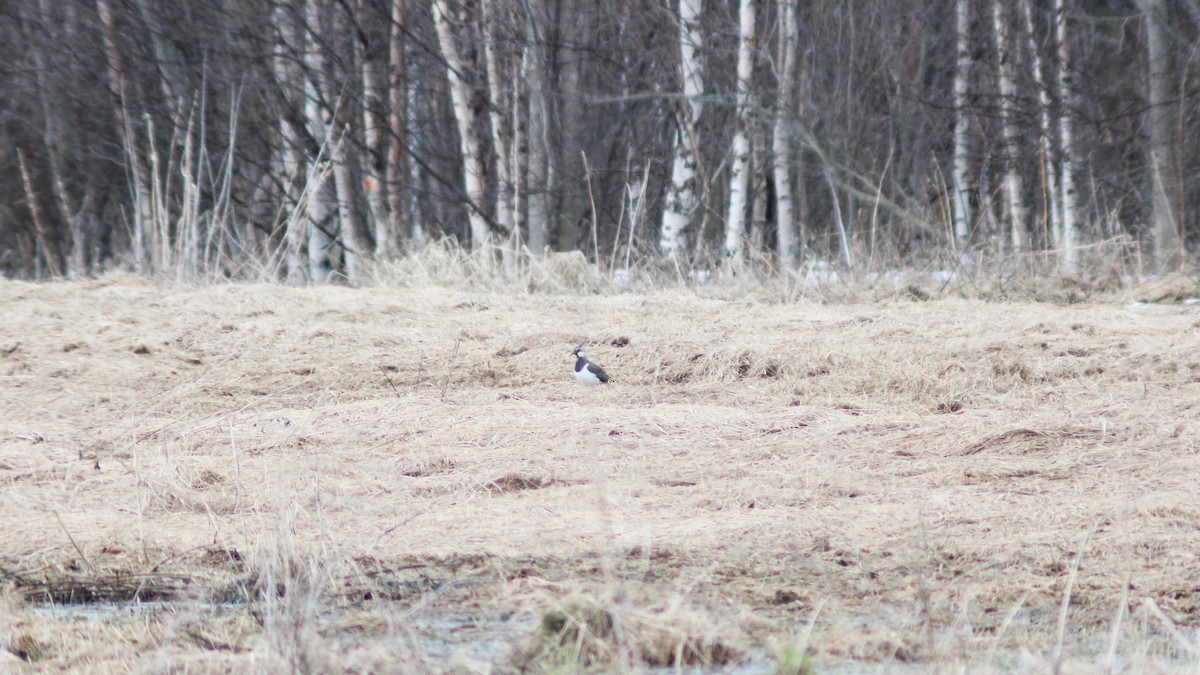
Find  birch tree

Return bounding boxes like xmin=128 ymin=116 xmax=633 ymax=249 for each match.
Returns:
xmin=723 ymin=0 xmax=756 ymax=272
xmin=386 ymin=0 xmax=412 ymax=249
xmin=303 ymin=0 xmax=337 ymax=284
xmin=359 ymin=0 xmax=393 ymax=258
xmin=482 ymin=0 xmax=517 ymax=275
xmin=951 ymin=0 xmax=972 ymax=250
xmin=33 ymin=0 xmax=84 ymax=276
xmin=522 ymin=0 xmax=552 ymax=254
xmin=95 ymin=0 xmax=153 ymax=272
xmin=1021 ymin=0 xmax=1060 ymax=256
xmin=332 ymin=104 xmax=368 ymax=284
xmin=274 ymin=2 xmax=309 ymax=284
xmin=993 ymin=0 xmax=1026 ymax=253
xmin=660 ymin=0 xmax=704 ymax=262
xmin=432 ymin=0 xmax=493 ymax=253
xmin=1054 ymin=0 xmax=1080 ymax=271
xmin=1139 ymin=0 xmax=1182 ymax=272
xmin=772 ymin=0 xmax=798 ymax=269
xmin=749 ymin=126 xmax=769 ymax=255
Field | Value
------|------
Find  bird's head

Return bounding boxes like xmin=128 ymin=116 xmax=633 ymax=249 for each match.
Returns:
xmin=572 ymin=344 xmax=586 ymax=358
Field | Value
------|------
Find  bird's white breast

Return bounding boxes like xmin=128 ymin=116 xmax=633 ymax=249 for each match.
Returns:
xmin=575 ymin=366 xmax=603 ymax=386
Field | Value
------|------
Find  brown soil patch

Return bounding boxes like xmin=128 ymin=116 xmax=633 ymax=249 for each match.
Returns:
xmin=2 ymin=277 xmax=1200 ymax=671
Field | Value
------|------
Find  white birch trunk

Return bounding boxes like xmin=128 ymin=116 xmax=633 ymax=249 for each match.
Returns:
xmin=557 ymin=0 xmax=585 ymax=252
xmin=660 ymin=0 xmax=704 ymax=261
xmin=332 ymin=131 xmax=367 ymax=284
xmin=326 ymin=2 xmax=367 ymax=284
xmin=273 ymin=3 xmax=308 ymax=284
xmin=824 ymin=170 xmax=853 ymax=268
xmin=993 ymin=0 xmax=1027 ymax=253
xmin=523 ymin=1 xmax=551 ymax=254
xmin=1054 ymin=0 xmax=1079 ymax=272
xmin=1021 ymin=0 xmax=1061 ymax=256
xmin=510 ymin=56 xmax=526 ymax=248
xmin=724 ymin=0 xmax=755 ymax=272
xmin=482 ymin=0 xmax=517 ymax=276
xmin=773 ymin=0 xmax=798 ymax=269
xmin=951 ymin=0 xmax=972 ymax=250
xmin=1139 ymin=0 xmax=1182 ymax=272
xmin=432 ymin=0 xmax=493 ymax=253
xmin=304 ymin=0 xmax=335 ymax=283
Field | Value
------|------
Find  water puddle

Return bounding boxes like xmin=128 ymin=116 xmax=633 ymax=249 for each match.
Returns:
xmin=21 ymin=601 xmax=974 ymax=672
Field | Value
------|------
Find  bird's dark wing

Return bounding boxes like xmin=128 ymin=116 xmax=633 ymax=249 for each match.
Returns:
xmin=591 ymin=364 xmax=610 ymax=383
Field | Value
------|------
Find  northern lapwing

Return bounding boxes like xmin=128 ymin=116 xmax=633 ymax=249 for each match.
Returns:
xmin=572 ymin=344 xmax=609 ymax=386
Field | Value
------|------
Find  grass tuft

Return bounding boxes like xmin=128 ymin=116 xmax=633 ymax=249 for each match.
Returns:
xmin=509 ymin=595 xmax=742 ymax=672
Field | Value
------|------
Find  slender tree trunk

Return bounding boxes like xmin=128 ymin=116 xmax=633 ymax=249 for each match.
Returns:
xmin=523 ymin=0 xmax=551 ymax=254
xmin=332 ymin=110 xmax=367 ymax=284
xmin=483 ymin=0 xmax=517 ymax=276
xmin=330 ymin=11 xmax=368 ymax=284
xmin=724 ymin=0 xmax=756 ymax=273
xmin=824 ymin=169 xmax=852 ymax=268
xmin=993 ymin=0 xmax=1027 ymax=254
xmin=96 ymin=0 xmax=153 ymax=273
xmin=432 ymin=0 xmax=493 ymax=253
xmin=18 ymin=149 xmax=61 ymax=278
xmin=319 ymin=3 xmax=366 ymax=284
xmin=660 ymin=0 xmax=704 ymax=262
xmin=133 ymin=0 xmax=185 ymax=110
xmin=386 ymin=0 xmax=411 ymax=251
xmin=773 ymin=0 xmax=798 ymax=269
xmin=510 ymin=53 xmax=526 ymax=248
xmin=1021 ymin=0 xmax=1060 ymax=256
xmin=360 ymin=0 xmax=393 ymax=259
xmin=406 ymin=104 xmax=428 ymax=246
xmin=1140 ymin=0 xmax=1182 ymax=272
xmin=274 ymin=3 xmax=308 ymax=284
xmin=750 ymin=125 xmax=768 ymax=257
xmin=556 ymin=0 xmax=584 ymax=253
xmin=1054 ymin=0 xmax=1079 ymax=272
xmin=951 ymin=0 xmax=972 ymax=250
xmin=304 ymin=0 xmax=336 ymax=283
xmin=34 ymin=0 xmax=81 ymax=276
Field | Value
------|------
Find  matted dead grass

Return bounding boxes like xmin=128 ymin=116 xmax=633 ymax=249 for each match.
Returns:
xmin=2 ymin=274 xmax=1200 ymax=671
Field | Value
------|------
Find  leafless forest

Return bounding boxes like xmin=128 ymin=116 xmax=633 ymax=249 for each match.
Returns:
xmin=1 ymin=0 xmax=1196 ymax=282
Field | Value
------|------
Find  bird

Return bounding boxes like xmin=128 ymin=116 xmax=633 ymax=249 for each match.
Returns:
xmin=572 ymin=344 xmax=609 ymax=386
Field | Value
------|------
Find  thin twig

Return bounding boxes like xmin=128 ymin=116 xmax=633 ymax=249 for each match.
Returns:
xmin=581 ymin=151 xmax=599 ymax=264
xmin=379 ymin=365 xmax=401 ymax=397
xmin=440 ymin=333 xmax=462 ymax=400
xmin=986 ymin=591 xmax=1029 ymax=664
xmin=230 ymin=420 xmax=243 ymax=517
xmin=53 ymin=510 xmax=94 ymax=574
xmin=626 ymin=160 xmax=652 ymax=274
xmin=18 ymin=148 xmax=61 ymax=278
xmin=1142 ymin=597 xmax=1200 ymax=657
xmin=1103 ymin=568 xmax=1132 ymax=672
xmin=368 ymin=508 xmax=433 ymax=555
xmin=1053 ymin=522 xmax=1096 ymax=674
xmin=796 ymin=597 xmax=824 ymax=657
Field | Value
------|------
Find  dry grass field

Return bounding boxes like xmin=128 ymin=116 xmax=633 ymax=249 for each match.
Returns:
xmin=2 ymin=270 xmax=1200 ymax=672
